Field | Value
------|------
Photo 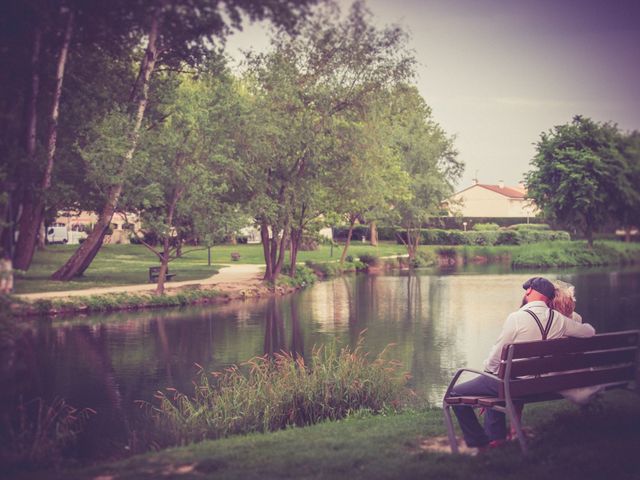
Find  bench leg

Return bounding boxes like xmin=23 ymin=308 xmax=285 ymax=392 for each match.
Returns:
xmin=506 ymin=400 xmax=528 ymax=454
xmin=443 ymin=403 xmax=460 ymax=454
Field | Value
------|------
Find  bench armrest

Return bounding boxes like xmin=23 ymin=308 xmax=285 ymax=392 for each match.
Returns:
xmin=442 ymin=368 xmax=501 ymax=401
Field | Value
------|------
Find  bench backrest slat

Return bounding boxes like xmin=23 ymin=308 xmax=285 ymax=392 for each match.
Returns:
xmin=502 ymin=330 xmax=639 ymax=360
xmin=500 ymin=348 xmax=637 ymax=378
xmin=507 ymin=365 xmax=636 ymax=397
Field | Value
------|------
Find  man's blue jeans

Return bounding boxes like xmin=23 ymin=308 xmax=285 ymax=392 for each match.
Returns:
xmin=450 ymin=374 xmax=506 ymax=447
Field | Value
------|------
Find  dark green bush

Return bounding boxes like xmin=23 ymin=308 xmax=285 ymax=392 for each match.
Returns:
xmin=464 ymin=231 xmax=499 ymax=245
xmin=496 ymin=230 xmax=521 ymax=245
xmin=358 ymin=254 xmax=380 ymax=266
xmin=333 ymin=225 xmax=370 ymax=242
xmin=376 ymin=226 xmax=398 ymax=241
xmin=508 ymin=223 xmax=551 ymax=231
xmin=472 ymin=223 xmax=500 ymax=231
xmin=447 ymin=230 xmax=468 ymax=245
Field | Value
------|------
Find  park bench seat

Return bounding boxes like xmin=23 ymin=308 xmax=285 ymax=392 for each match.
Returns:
xmin=443 ymin=330 xmax=640 ymax=454
xmin=148 ymin=266 xmax=177 ymax=283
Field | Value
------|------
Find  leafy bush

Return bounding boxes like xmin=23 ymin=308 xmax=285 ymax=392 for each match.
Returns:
xmin=508 ymin=223 xmax=551 ymax=230
xmin=463 ymin=231 xmax=499 ymax=246
xmin=278 ymin=265 xmax=317 ymax=288
xmin=358 ymin=254 xmax=380 ymax=266
xmin=146 ymin=338 xmax=409 ymax=447
xmin=421 ymin=229 xmax=449 ymax=245
xmin=376 ymin=226 xmax=398 ymax=241
xmin=472 ymin=223 xmax=500 ymax=231
xmin=332 ymin=225 xmax=370 ymax=242
xmin=496 ymin=230 xmax=521 ymax=245
xmin=411 ymin=250 xmax=437 ymax=267
xmin=446 ymin=230 xmax=468 ymax=245
xmin=517 ymin=229 xmax=570 ymax=243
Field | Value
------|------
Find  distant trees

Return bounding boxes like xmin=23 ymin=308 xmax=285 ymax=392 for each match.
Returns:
xmin=526 ymin=116 xmax=640 ymax=246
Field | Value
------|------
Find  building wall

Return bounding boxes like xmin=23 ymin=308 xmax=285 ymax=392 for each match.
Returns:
xmin=53 ymin=211 xmax=141 ymax=244
xmin=449 ymin=186 xmax=537 ymax=218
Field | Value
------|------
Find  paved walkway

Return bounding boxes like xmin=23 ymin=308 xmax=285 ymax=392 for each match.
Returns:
xmin=16 ymin=263 xmax=265 ymax=301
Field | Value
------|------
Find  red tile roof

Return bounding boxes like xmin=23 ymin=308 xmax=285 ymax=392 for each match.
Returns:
xmin=476 ymin=184 xmax=526 ymax=198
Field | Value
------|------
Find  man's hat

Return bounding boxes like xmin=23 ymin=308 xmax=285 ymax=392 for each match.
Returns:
xmin=522 ymin=277 xmax=555 ymax=300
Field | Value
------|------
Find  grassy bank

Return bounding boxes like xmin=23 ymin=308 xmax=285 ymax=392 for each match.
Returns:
xmin=510 ymin=240 xmax=640 ymax=267
xmin=13 ymin=244 xmax=221 ymax=294
xmin=5 ymin=289 xmax=227 ymax=316
xmin=11 ymin=241 xmax=640 ymax=297
xmin=13 ymin=243 xmax=407 ymax=294
xmin=443 ymin=240 xmax=640 ymax=268
xmin=10 ymin=391 xmax=639 ymax=480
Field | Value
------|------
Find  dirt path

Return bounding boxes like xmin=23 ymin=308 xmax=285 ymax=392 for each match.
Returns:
xmin=15 ymin=264 xmax=265 ymax=301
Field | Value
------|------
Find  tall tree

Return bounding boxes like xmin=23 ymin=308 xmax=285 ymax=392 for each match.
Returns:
xmin=128 ymin=66 xmax=242 ymax=294
xmin=525 ymin=116 xmax=629 ymax=247
xmin=242 ymin=0 xmax=415 ymax=281
xmin=327 ymin=113 xmax=409 ymax=265
xmin=12 ymin=3 xmax=74 ymax=271
xmin=615 ymin=131 xmax=640 ymax=241
xmin=385 ymin=85 xmax=461 ymax=261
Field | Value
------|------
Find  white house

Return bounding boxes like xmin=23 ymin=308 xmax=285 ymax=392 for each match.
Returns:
xmin=447 ymin=181 xmax=538 ymax=218
xmin=51 ymin=210 xmax=141 ymax=244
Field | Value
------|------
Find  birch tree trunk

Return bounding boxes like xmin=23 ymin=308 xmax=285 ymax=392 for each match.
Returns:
xmin=369 ymin=221 xmax=378 ymax=246
xmin=51 ymin=11 xmax=161 ymax=280
xmin=155 ymin=186 xmax=181 ymax=295
xmin=339 ymin=215 xmax=357 ymax=265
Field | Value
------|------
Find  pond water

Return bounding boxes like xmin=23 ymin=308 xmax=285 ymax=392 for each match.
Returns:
xmin=2 ymin=264 xmax=640 ymax=458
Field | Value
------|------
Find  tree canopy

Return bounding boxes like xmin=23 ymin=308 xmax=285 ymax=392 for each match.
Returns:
xmin=525 ymin=115 xmax=638 ymax=246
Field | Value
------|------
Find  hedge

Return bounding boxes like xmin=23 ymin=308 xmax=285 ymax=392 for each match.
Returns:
xmin=395 ymin=228 xmax=570 ymax=246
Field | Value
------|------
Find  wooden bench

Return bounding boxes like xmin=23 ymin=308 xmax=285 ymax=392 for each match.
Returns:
xmin=443 ymin=330 xmax=640 ymax=453
xmin=148 ymin=266 xmax=177 ymax=283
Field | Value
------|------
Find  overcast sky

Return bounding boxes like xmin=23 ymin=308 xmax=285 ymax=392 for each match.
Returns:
xmin=225 ymin=0 xmax=640 ymax=190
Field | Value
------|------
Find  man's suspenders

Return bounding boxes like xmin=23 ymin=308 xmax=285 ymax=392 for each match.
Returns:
xmin=524 ymin=309 xmax=555 ymax=340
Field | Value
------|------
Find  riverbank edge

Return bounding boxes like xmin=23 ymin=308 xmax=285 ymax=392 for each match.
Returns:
xmin=5 ymin=240 xmax=640 ymax=318
xmin=7 ymin=391 xmax=640 ymax=480
xmin=2 ymin=281 xmax=304 ymax=318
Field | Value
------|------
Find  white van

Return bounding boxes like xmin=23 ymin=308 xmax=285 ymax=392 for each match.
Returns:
xmin=47 ymin=226 xmax=68 ymax=244
xmin=46 ymin=226 xmax=87 ymax=244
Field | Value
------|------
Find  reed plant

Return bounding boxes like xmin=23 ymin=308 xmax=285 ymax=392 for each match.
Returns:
xmin=0 ymin=397 xmax=94 ymax=469
xmin=146 ymin=337 xmax=411 ymax=447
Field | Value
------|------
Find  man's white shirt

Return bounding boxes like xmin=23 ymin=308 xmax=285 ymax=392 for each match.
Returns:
xmin=483 ymin=301 xmax=596 ymax=374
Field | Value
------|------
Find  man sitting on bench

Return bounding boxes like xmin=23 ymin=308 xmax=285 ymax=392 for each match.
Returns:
xmin=449 ymin=277 xmax=596 ymax=451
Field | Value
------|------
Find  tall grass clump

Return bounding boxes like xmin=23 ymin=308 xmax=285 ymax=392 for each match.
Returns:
xmin=147 ymin=338 xmax=410 ymax=447
xmin=0 ymin=398 xmax=94 ymax=469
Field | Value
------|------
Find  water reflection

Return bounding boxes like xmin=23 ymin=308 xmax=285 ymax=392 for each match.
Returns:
xmin=2 ymin=265 xmax=639 ymax=459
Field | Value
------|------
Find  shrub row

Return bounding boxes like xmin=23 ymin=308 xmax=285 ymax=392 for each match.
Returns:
xmin=395 ymin=228 xmax=570 ymax=246
xmin=512 ymin=241 xmax=640 ymax=267
xmin=334 ymin=223 xmax=553 ymax=243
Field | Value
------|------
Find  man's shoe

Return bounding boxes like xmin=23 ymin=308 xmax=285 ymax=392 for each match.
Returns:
xmin=488 ymin=439 xmax=506 ymax=449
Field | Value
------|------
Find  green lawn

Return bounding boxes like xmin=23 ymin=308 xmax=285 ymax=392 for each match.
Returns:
xmin=13 ymin=242 xmax=408 ymax=294
xmin=11 ymin=391 xmax=640 ymax=480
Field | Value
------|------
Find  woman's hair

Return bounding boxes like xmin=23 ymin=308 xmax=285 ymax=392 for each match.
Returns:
xmin=551 ymin=280 xmax=576 ymax=316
